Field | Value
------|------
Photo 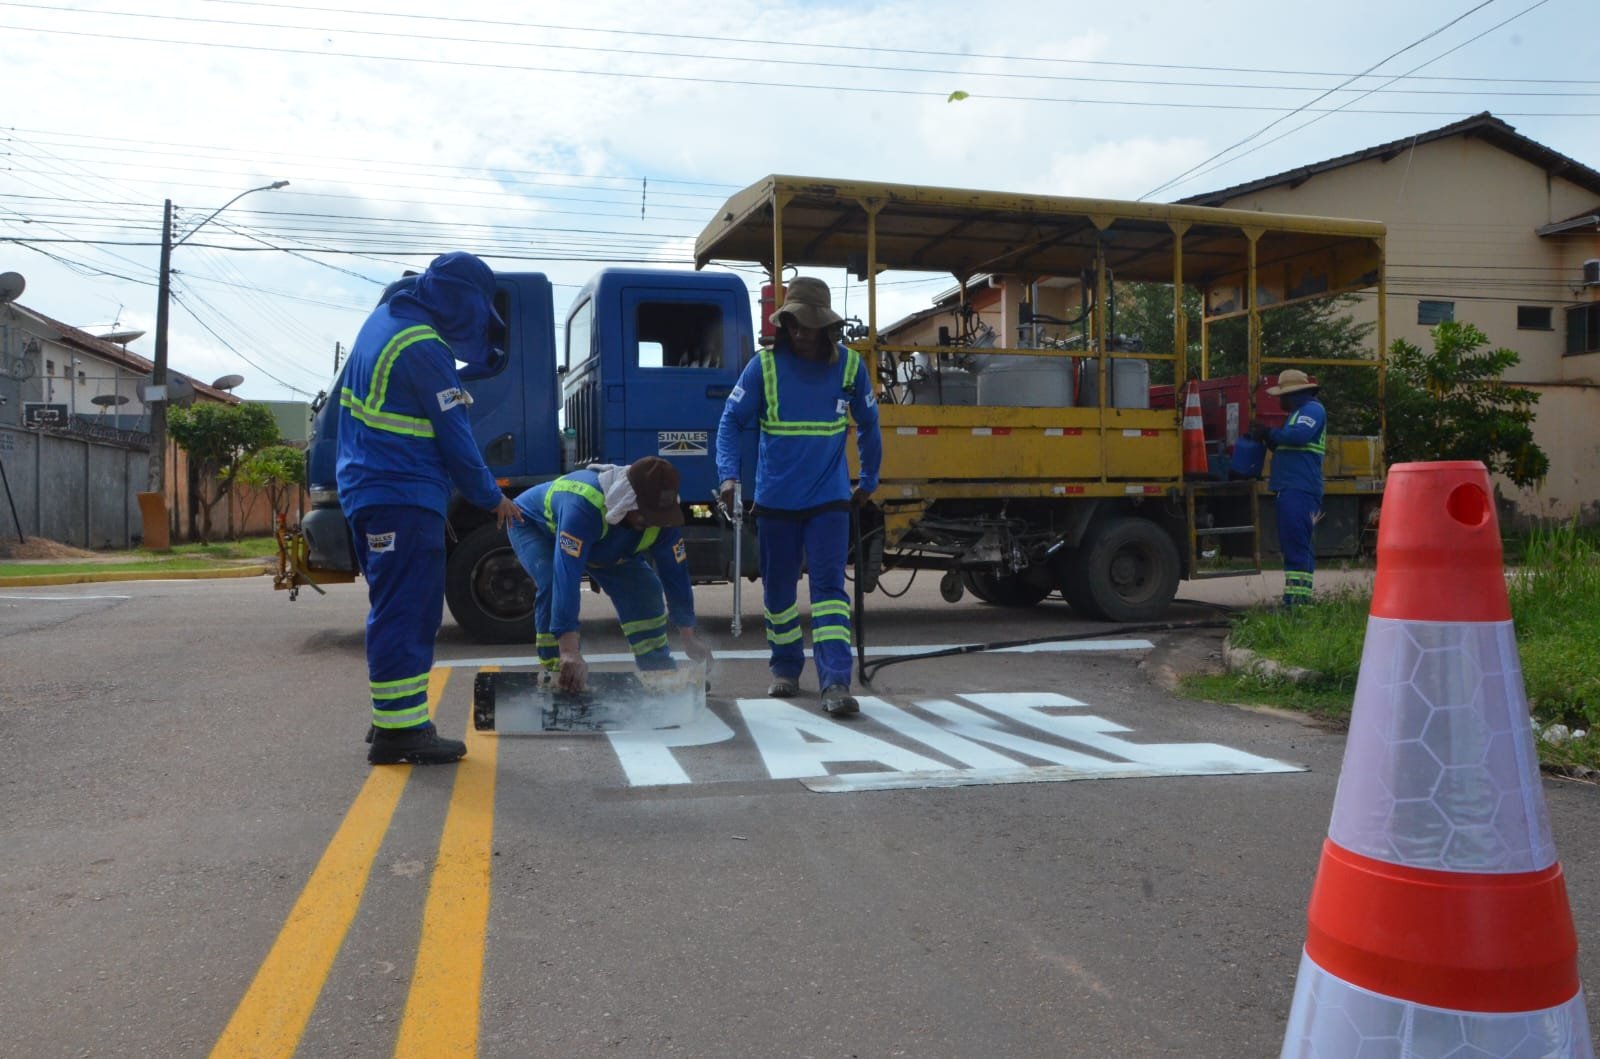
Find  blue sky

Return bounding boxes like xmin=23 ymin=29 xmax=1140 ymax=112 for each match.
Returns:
xmin=2 ymin=0 xmax=1596 ymax=401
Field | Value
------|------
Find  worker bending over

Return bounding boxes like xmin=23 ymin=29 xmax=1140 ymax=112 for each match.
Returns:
xmin=508 ymin=457 xmax=710 ymax=693
xmin=1252 ymin=369 xmax=1326 ymax=607
xmin=715 ymin=276 xmax=882 ymax=716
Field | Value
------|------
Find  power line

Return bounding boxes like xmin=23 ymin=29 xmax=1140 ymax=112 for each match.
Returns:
xmin=5 ymin=18 xmax=1596 ymax=117
xmin=202 ymin=0 xmax=1600 ymax=88
xmin=1142 ymin=0 xmax=1505 ymax=201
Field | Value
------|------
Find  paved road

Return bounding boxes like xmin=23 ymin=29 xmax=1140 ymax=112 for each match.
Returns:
xmin=1 ymin=573 xmax=1594 ymax=1057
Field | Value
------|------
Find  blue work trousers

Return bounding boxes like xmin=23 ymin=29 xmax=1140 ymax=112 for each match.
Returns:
xmin=349 ymin=505 xmax=444 ymax=730
xmin=758 ymin=509 xmax=853 ymax=690
xmin=1276 ymin=488 xmax=1321 ymax=606
xmin=507 ymin=524 xmax=676 ymax=672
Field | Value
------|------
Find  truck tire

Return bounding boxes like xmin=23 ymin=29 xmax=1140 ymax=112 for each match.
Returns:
xmin=444 ymin=523 xmax=537 ymax=643
xmin=963 ymin=569 xmax=1053 ymax=608
xmin=1054 ymin=516 xmax=1179 ymax=623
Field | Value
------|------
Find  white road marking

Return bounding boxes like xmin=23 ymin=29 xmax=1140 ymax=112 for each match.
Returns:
xmin=437 ymin=640 xmax=1154 ymax=669
xmin=0 ymin=594 xmax=131 ymax=601
xmin=596 ymin=691 xmax=1304 ymax=790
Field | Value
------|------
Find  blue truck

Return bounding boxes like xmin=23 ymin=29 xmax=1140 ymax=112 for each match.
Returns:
xmin=276 ymin=266 xmax=758 ymax=642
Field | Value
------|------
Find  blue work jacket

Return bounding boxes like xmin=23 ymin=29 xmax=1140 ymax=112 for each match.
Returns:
xmin=1267 ymin=395 xmax=1327 ymax=498
xmin=714 ymin=338 xmax=882 ymax=511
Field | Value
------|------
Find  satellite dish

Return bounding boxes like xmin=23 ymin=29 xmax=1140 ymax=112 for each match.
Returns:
xmin=0 ymin=272 xmax=24 ymax=304
xmin=91 ymin=394 xmax=130 ymax=408
xmin=97 ymin=329 xmax=146 ymax=345
xmin=212 ymin=373 xmax=245 ymax=391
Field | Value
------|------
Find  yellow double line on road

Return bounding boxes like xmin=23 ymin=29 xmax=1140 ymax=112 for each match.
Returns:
xmin=210 ymin=668 xmax=499 ymax=1058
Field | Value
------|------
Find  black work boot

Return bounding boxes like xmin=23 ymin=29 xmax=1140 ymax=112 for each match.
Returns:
xmin=821 ymin=684 xmax=859 ymax=717
xmin=368 ymin=724 xmax=467 ymax=765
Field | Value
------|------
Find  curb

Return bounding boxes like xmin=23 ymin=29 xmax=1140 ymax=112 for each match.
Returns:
xmin=0 ymin=565 xmax=270 ymax=588
xmin=1221 ymin=637 xmax=1322 ymax=685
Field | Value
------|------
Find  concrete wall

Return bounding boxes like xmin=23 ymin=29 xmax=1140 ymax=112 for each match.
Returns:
xmin=0 ymin=426 xmax=143 ymax=548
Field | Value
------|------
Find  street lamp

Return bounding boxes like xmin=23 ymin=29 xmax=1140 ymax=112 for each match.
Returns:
xmin=147 ymin=180 xmax=289 ymax=493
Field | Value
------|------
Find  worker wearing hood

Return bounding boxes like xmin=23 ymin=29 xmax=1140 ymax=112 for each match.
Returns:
xmin=337 ymin=251 xmax=523 ymax=766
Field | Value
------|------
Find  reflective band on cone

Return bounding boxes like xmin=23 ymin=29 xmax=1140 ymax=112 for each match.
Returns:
xmin=1280 ymin=462 xmax=1593 ymax=1058
xmin=1181 ymin=381 xmax=1208 ymax=478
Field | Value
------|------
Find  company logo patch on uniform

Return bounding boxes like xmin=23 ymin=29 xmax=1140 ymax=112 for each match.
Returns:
xmin=559 ymin=531 xmax=584 ymax=558
xmin=727 ymin=384 xmax=745 ymax=404
xmin=835 ymin=397 xmax=849 ymax=415
xmin=1292 ymin=413 xmax=1317 ymax=428
xmin=367 ymin=531 xmax=396 ymax=553
xmin=658 ymin=430 xmax=708 ymax=456
xmin=437 ymin=387 xmax=473 ymax=411
xmin=672 ymin=539 xmax=687 ymax=563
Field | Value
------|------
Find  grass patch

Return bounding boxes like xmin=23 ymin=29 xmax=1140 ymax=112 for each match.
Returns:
xmin=1187 ymin=520 xmax=1599 ymax=773
xmin=0 ymin=535 xmax=278 ymax=579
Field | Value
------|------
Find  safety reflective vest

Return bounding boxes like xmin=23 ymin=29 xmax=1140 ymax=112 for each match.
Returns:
xmin=541 ymin=478 xmax=659 ymax=554
xmin=758 ymin=346 xmax=860 ymax=437
xmin=339 ymin=324 xmax=443 ymax=439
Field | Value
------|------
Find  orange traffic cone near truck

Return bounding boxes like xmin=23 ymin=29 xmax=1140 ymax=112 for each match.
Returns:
xmin=1181 ymin=380 xmax=1208 ymax=478
xmin=1281 ymin=461 xmax=1593 ymax=1057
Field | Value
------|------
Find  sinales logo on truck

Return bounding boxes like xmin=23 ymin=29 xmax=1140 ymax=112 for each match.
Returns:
xmin=657 ymin=430 xmax=708 ymax=456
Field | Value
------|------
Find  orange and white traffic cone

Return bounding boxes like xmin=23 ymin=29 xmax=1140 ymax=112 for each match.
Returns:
xmin=1181 ymin=380 xmax=1208 ymax=479
xmin=1281 ymin=461 xmax=1593 ymax=1057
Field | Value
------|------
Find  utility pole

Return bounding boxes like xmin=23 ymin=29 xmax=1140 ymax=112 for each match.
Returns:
xmin=334 ymin=341 xmax=343 ymax=373
xmin=146 ymin=181 xmax=288 ymax=494
xmin=147 ymin=199 xmax=173 ymax=493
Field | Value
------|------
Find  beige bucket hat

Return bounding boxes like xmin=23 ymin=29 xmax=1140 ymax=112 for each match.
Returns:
xmin=769 ymin=276 xmax=844 ymax=331
xmin=1267 ymin=369 xmax=1320 ymax=396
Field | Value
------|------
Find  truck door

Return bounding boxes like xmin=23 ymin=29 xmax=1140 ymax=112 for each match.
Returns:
xmin=618 ymin=284 xmax=749 ymax=504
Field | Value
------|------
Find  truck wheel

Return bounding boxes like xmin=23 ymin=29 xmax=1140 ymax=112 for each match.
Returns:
xmin=444 ymin=523 xmax=537 ymax=643
xmin=963 ymin=569 xmax=1053 ymax=608
xmin=1055 ymin=516 xmax=1179 ymax=623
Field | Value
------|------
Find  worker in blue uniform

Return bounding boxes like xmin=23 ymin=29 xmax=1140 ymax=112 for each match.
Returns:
xmin=1251 ymin=369 xmax=1326 ymax=607
xmin=715 ymin=276 xmax=882 ymax=716
xmin=508 ymin=457 xmax=711 ymax=693
xmin=337 ymin=251 xmax=524 ymax=765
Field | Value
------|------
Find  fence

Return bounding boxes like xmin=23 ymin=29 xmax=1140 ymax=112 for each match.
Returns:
xmin=0 ymin=422 xmax=292 ymax=549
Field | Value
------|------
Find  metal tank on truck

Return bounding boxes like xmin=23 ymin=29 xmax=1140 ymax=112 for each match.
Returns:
xmin=275 ymin=266 xmax=756 ymax=643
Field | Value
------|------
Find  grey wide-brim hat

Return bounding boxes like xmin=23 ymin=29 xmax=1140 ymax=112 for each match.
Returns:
xmin=1267 ymin=368 xmax=1320 ymax=396
xmin=769 ymin=276 xmax=844 ymax=330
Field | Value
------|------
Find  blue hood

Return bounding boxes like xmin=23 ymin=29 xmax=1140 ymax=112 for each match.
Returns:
xmin=389 ymin=251 xmax=505 ymax=366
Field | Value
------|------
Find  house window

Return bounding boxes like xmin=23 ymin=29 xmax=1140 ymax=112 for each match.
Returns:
xmin=1517 ymin=306 xmax=1553 ymax=331
xmin=1417 ymin=300 xmax=1455 ymax=326
xmin=46 ymin=359 xmax=55 ymax=376
xmin=1567 ymin=303 xmax=1600 ymax=356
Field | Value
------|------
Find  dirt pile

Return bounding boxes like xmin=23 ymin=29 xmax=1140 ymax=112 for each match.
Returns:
xmin=0 ymin=537 xmax=102 ymax=560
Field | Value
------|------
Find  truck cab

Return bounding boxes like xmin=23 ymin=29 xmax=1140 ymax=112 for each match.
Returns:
xmin=285 ymin=266 xmax=754 ymax=643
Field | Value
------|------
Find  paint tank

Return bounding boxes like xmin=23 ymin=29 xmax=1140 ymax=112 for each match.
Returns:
xmin=1078 ymin=358 xmax=1151 ymax=409
xmin=975 ymin=356 xmax=1074 ymax=408
xmin=908 ymin=370 xmax=977 ymax=406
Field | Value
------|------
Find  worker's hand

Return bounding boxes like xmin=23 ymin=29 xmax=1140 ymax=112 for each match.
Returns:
xmin=850 ymin=485 xmax=873 ymax=508
xmin=1248 ymin=421 xmax=1271 ymax=444
xmin=494 ymin=495 xmax=524 ymax=530
xmin=719 ymin=479 xmax=737 ymax=513
xmin=557 ymin=632 xmax=587 ymax=693
xmin=678 ymin=626 xmax=713 ymax=665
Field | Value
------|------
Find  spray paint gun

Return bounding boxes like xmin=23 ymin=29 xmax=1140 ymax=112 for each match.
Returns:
xmin=716 ymin=480 xmax=743 ymax=638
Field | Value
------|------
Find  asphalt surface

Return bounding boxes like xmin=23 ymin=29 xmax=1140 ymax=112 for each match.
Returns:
xmin=1 ymin=571 xmax=1595 ymax=1058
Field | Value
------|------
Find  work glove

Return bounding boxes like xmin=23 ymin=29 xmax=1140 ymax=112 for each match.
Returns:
xmin=719 ymin=479 xmax=737 ymax=513
xmin=1248 ymin=421 xmax=1271 ymax=444
xmin=851 ymin=485 xmax=873 ymax=508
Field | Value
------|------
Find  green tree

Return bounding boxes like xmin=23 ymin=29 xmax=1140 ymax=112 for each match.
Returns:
xmin=1385 ymin=321 xmax=1548 ymax=488
xmin=168 ymin=402 xmax=281 ymax=542
xmin=239 ymin=444 xmax=307 ymax=522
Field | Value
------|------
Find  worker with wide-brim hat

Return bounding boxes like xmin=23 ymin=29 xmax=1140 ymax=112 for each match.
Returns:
xmin=1251 ymin=369 xmax=1327 ymax=607
xmin=714 ymin=276 xmax=882 ymax=716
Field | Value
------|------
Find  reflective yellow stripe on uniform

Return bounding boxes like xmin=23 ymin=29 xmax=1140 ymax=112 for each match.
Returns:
xmin=620 ymin=613 xmax=667 ymax=637
xmin=370 ymin=673 xmax=431 ymax=700
xmin=758 ymin=347 xmax=861 ymax=437
xmin=340 ymin=325 xmax=440 ymax=439
xmin=635 ymin=527 xmax=660 ymax=553
xmin=811 ymin=600 xmax=851 ymax=620
xmin=543 ymin=479 xmax=609 ymax=538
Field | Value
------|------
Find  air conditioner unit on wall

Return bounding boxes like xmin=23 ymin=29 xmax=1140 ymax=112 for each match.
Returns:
xmin=1584 ymin=259 xmax=1600 ymax=286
